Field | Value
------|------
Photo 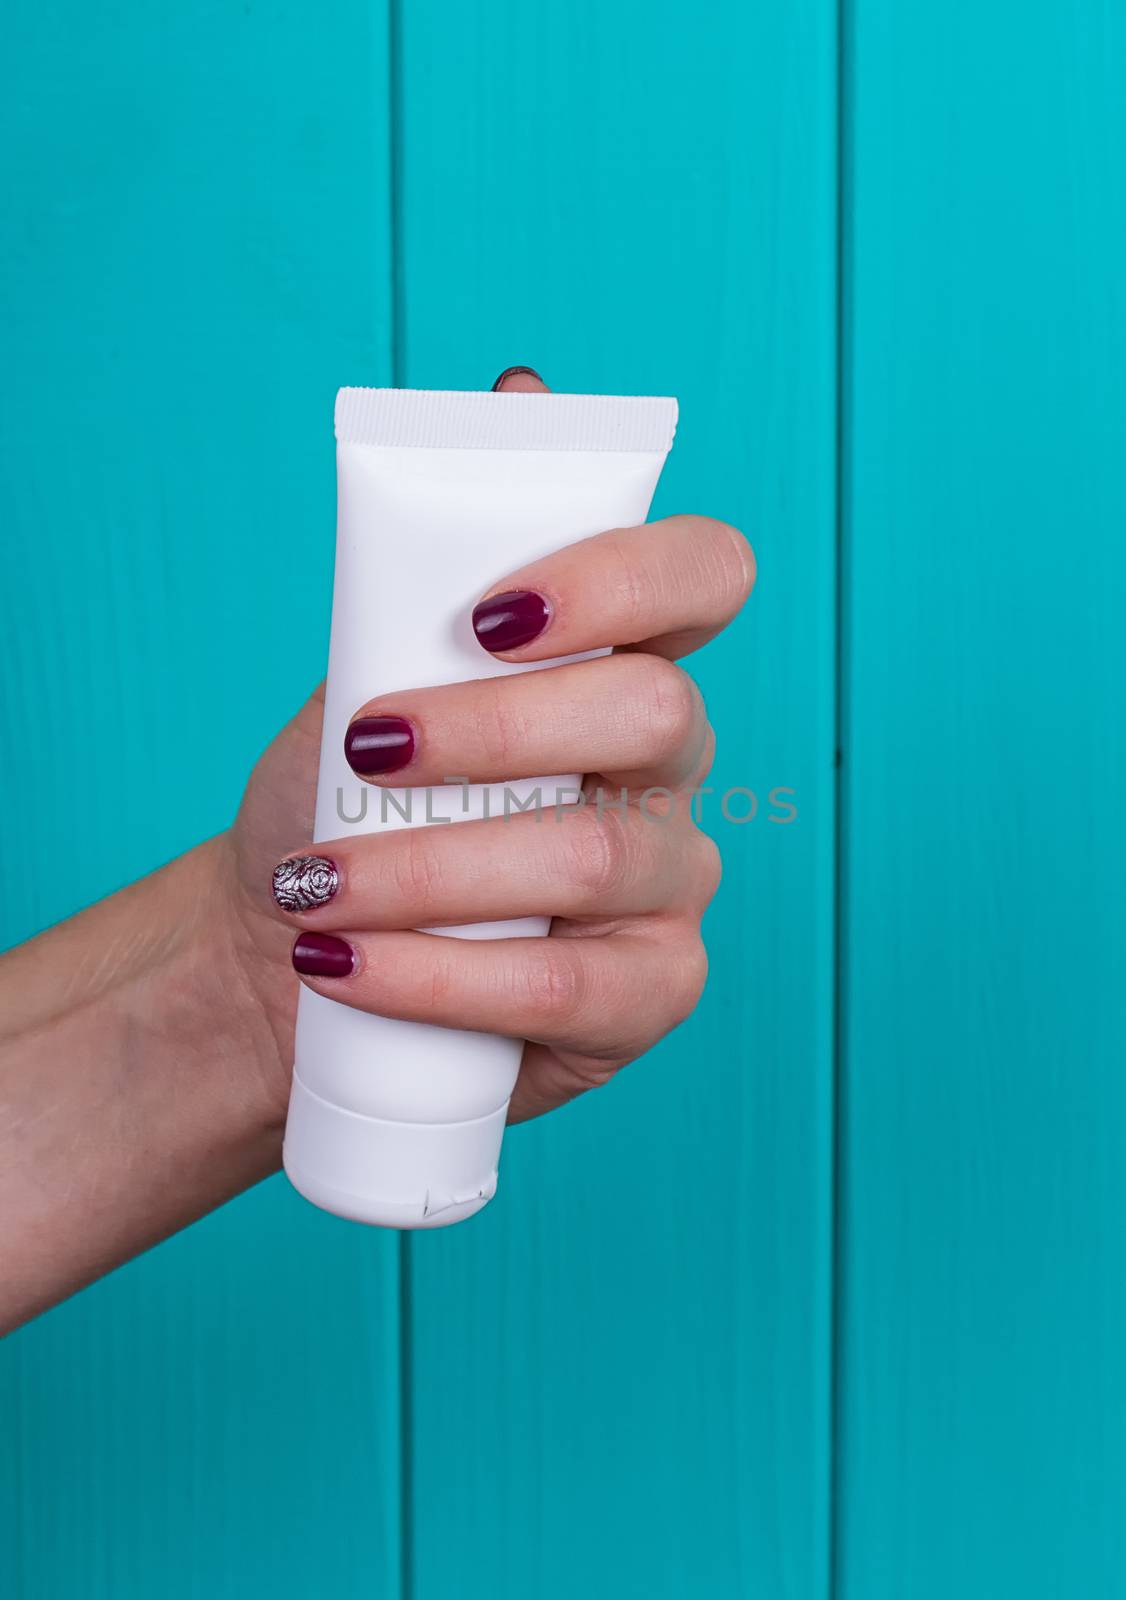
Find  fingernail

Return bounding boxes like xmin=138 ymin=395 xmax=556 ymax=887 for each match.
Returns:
xmin=472 ymin=589 xmax=551 ymax=652
xmin=344 ymin=715 xmax=415 ymax=775
xmin=491 ymin=366 xmax=544 ymax=390
xmin=272 ymin=855 xmax=340 ymax=913
xmin=293 ymin=932 xmax=355 ymax=978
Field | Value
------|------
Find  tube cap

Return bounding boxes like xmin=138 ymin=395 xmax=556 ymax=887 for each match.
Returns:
xmin=283 ymin=1074 xmax=505 ymax=1229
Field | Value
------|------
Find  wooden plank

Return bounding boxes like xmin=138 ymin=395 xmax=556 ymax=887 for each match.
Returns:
xmin=396 ymin=3 xmax=839 ymax=1595
xmin=837 ymin=2 xmax=1126 ymax=1593
xmin=0 ymin=5 xmax=403 ymax=1596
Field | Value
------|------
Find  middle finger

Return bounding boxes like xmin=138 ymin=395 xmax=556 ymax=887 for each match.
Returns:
xmin=343 ymin=652 xmax=711 ymax=793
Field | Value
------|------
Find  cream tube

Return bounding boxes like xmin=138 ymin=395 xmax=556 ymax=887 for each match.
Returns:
xmin=283 ymin=387 xmax=678 ymax=1228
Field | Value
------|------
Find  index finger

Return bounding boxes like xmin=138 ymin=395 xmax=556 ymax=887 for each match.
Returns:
xmin=481 ymin=368 xmax=754 ymax=662
xmin=471 ymin=514 xmax=756 ymax=663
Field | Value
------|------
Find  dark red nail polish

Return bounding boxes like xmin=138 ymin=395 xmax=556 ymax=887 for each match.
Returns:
xmin=344 ymin=715 xmax=415 ymax=775
xmin=293 ymin=932 xmax=355 ymax=978
xmin=491 ymin=366 xmax=544 ymax=391
xmin=472 ymin=590 xmax=551 ymax=652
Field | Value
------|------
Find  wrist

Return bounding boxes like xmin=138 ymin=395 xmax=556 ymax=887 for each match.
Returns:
xmin=0 ymin=833 xmax=295 ymax=1330
xmin=167 ymin=832 xmax=297 ymax=1141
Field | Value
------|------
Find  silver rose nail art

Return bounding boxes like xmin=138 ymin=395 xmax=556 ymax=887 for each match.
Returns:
xmin=272 ymin=855 xmax=340 ymax=913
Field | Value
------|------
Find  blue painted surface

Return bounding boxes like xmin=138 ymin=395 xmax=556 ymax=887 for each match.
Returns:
xmin=1 ymin=5 xmax=404 ymax=1597
xmin=2 ymin=1 xmax=1124 ymax=1596
xmin=836 ymin=2 xmax=1126 ymax=1595
xmin=396 ymin=3 xmax=836 ymax=1596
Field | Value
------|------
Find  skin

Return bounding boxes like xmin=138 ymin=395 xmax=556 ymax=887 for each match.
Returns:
xmin=0 ymin=369 xmax=754 ymax=1334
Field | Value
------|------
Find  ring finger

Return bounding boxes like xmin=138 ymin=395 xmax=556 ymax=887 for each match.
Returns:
xmin=272 ymin=803 xmax=718 ymax=930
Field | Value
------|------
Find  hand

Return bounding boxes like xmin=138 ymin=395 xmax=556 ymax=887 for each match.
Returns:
xmin=227 ymin=369 xmax=755 ymax=1124
xmin=0 ymin=367 xmax=753 ymax=1328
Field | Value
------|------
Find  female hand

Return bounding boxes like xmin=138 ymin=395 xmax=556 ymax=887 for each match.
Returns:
xmin=0 ymin=366 xmax=753 ymax=1328
xmin=228 ymin=369 xmax=756 ymax=1124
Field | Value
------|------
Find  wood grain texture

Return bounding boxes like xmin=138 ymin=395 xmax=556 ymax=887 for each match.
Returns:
xmin=395 ymin=3 xmax=839 ymax=1596
xmin=9 ymin=0 xmax=1123 ymax=1595
xmin=837 ymin=1 xmax=1126 ymax=1594
xmin=0 ymin=5 xmax=403 ymax=1596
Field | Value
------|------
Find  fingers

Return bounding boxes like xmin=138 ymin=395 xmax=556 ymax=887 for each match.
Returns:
xmin=272 ymin=806 xmax=720 ymax=931
xmin=492 ymin=366 xmax=549 ymax=394
xmin=484 ymin=363 xmax=753 ymax=661
xmin=290 ymin=923 xmax=708 ymax=1057
xmin=471 ymin=514 xmax=756 ymax=663
xmin=345 ymin=651 xmax=713 ymax=792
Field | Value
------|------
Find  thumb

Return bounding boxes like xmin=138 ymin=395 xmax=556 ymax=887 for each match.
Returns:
xmin=491 ymin=364 xmax=550 ymax=394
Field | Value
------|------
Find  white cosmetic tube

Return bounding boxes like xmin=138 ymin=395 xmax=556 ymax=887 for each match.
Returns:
xmin=283 ymin=387 xmax=678 ymax=1228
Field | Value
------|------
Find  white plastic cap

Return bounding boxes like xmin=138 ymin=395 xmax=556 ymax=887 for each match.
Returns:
xmin=282 ymin=1074 xmax=505 ymax=1229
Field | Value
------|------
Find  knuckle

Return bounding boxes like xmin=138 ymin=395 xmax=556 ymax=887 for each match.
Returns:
xmin=423 ymin=944 xmax=459 ymax=1010
xmin=565 ymin=805 xmax=635 ymax=901
xmin=694 ymin=721 xmax=718 ymax=786
xmin=694 ymin=832 xmax=723 ymax=904
xmin=474 ymin=678 xmax=529 ymax=770
xmin=705 ymin=518 xmax=757 ymax=614
xmin=526 ymin=942 xmax=588 ymax=1032
xmin=667 ymin=938 xmax=710 ymax=1027
xmin=608 ymin=532 xmax=659 ymax=629
xmin=635 ymin=654 xmax=702 ymax=760
xmin=390 ymin=828 xmax=447 ymax=914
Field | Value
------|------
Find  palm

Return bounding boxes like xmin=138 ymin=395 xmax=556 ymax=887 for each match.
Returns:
xmin=221 ymin=687 xmax=327 ymax=1101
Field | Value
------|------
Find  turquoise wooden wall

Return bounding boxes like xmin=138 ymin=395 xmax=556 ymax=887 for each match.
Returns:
xmin=0 ymin=3 xmax=1122 ymax=1598
xmin=837 ymin=3 xmax=1126 ymax=1595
